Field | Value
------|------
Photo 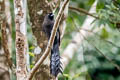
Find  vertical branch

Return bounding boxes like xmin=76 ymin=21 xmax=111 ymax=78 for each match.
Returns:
xmin=1 ymin=0 xmax=12 ymax=69
xmin=24 ymin=0 xmax=30 ymax=72
xmin=5 ymin=0 xmax=12 ymax=54
xmin=0 ymin=0 xmax=11 ymax=80
xmin=5 ymin=0 xmax=13 ymax=68
xmin=14 ymin=0 xmax=28 ymax=80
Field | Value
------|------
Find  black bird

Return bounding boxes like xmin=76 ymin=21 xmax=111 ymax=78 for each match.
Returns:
xmin=42 ymin=13 xmax=62 ymax=77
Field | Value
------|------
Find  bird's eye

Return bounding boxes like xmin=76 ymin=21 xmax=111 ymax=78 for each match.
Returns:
xmin=48 ymin=13 xmax=54 ymax=20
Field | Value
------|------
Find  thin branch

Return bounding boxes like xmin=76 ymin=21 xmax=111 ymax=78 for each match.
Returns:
xmin=69 ymin=6 xmax=117 ymax=26
xmin=75 ymin=27 xmax=120 ymax=49
xmin=72 ymin=15 xmax=120 ymax=71
xmin=1 ymin=19 xmax=13 ymax=69
xmin=70 ymin=15 xmax=120 ymax=49
xmin=69 ymin=6 xmax=99 ymax=19
xmin=65 ymin=26 xmax=120 ymax=49
xmin=69 ymin=12 xmax=120 ymax=71
xmin=80 ymin=31 xmax=120 ymax=71
xmin=1 ymin=0 xmax=13 ymax=70
xmin=81 ymin=28 xmax=120 ymax=48
xmin=27 ymin=0 xmax=69 ymax=80
xmin=49 ymin=0 xmax=61 ymax=12
xmin=71 ymin=17 xmax=120 ymax=71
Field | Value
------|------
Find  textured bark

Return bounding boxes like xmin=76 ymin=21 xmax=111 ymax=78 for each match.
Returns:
xmin=14 ymin=0 xmax=28 ymax=80
xmin=5 ymin=0 xmax=12 ymax=54
xmin=28 ymin=0 xmax=52 ymax=51
xmin=0 ymin=0 xmax=10 ymax=80
xmin=27 ymin=0 xmax=52 ymax=80
xmin=0 ymin=42 xmax=10 ymax=80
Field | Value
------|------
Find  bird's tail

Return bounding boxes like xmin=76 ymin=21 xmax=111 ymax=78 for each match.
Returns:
xmin=50 ymin=43 xmax=62 ymax=77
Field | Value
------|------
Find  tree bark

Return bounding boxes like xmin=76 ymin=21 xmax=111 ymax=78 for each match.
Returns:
xmin=0 ymin=0 xmax=11 ymax=80
xmin=5 ymin=0 xmax=12 ymax=54
xmin=27 ymin=0 xmax=52 ymax=80
xmin=14 ymin=0 xmax=28 ymax=80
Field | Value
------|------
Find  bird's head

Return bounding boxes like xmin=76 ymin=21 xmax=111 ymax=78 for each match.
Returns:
xmin=48 ymin=13 xmax=54 ymax=20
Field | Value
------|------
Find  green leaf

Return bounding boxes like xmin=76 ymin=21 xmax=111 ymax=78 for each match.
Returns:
xmin=107 ymin=21 xmax=116 ymax=29
xmin=72 ymin=73 xmax=81 ymax=79
xmin=63 ymin=74 xmax=72 ymax=79
xmin=72 ymin=71 xmax=88 ymax=79
xmin=87 ymin=0 xmax=95 ymax=5
xmin=96 ymin=2 xmax=105 ymax=12
xmin=63 ymin=74 xmax=70 ymax=77
xmin=28 ymin=52 xmax=35 ymax=57
xmin=29 ymin=46 xmax=35 ymax=50
xmin=30 ymin=65 xmax=34 ymax=69
xmin=100 ymin=27 xmax=109 ymax=39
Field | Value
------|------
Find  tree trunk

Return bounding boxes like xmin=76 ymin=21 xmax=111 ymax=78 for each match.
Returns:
xmin=27 ymin=0 xmax=52 ymax=80
xmin=14 ymin=0 xmax=28 ymax=79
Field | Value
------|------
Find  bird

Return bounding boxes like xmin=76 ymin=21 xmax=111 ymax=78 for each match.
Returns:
xmin=42 ymin=13 xmax=62 ymax=77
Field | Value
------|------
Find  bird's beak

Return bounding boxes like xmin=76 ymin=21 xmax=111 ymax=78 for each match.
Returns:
xmin=51 ymin=13 xmax=54 ymax=17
